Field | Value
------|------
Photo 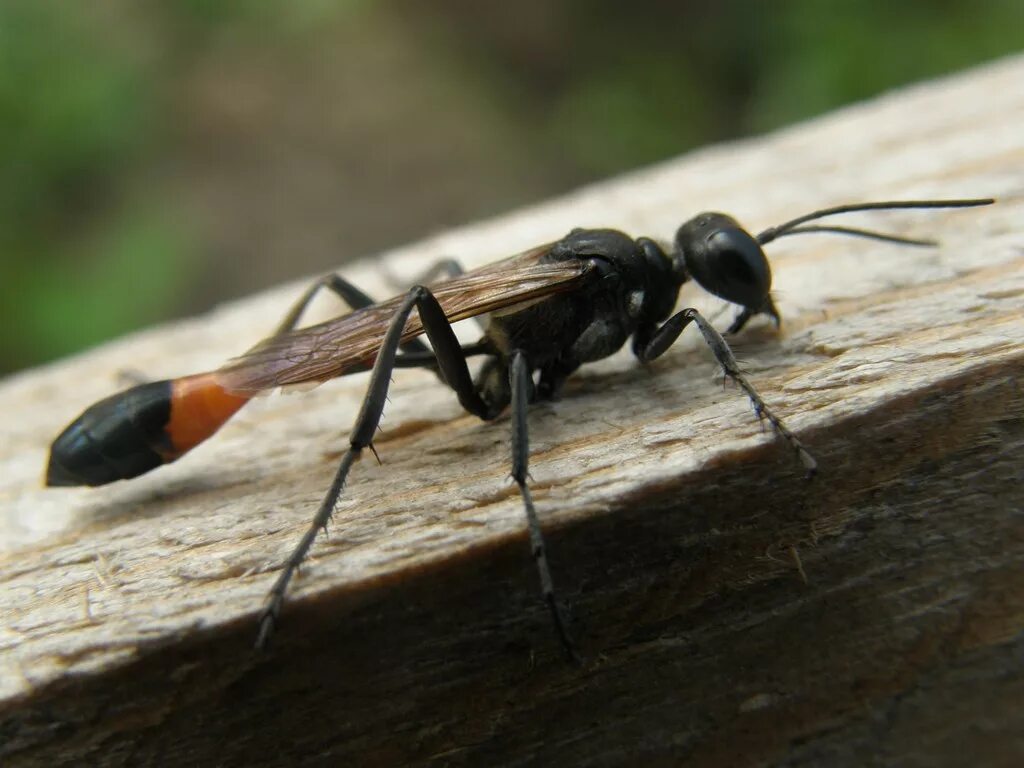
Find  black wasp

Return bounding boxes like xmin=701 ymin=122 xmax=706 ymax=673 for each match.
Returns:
xmin=46 ymin=197 xmax=993 ymax=658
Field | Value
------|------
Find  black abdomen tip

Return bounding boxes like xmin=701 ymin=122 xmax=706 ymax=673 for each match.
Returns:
xmin=46 ymin=443 xmax=96 ymax=487
xmin=46 ymin=381 xmax=173 ymax=487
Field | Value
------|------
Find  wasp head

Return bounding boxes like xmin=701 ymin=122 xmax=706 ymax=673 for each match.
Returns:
xmin=672 ymin=212 xmax=773 ymax=314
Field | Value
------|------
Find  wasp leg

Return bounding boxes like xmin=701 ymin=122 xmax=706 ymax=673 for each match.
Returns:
xmin=637 ymin=308 xmax=817 ymax=476
xmin=727 ymin=295 xmax=782 ymax=335
xmin=382 ymin=257 xmax=489 ymax=333
xmin=274 ymin=273 xmax=378 ymax=335
xmin=275 ymin=272 xmax=437 ymax=362
xmin=379 ymin=256 xmax=467 ymax=290
xmin=401 ymin=257 xmax=493 ymax=342
xmin=402 ymin=258 xmax=490 ymax=346
xmin=411 ymin=257 xmax=467 ymax=286
xmin=336 ymin=339 xmax=493 ymax=376
xmin=509 ymin=350 xmax=580 ymax=662
xmin=256 ymin=285 xmax=497 ymax=649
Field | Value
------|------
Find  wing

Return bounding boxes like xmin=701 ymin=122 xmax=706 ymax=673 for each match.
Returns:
xmin=215 ymin=245 xmax=594 ymax=393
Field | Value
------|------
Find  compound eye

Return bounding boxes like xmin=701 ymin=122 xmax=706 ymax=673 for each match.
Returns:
xmin=705 ymin=228 xmax=772 ymax=308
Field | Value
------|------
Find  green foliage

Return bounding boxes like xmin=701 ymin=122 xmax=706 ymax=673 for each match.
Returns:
xmin=515 ymin=0 xmax=1023 ymax=176
xmin=7 ymin=211 xmax=197 ymax=366
xmin=748 ymin=0 xmax=1024 ymax=132
xmin=0 ymin=1 xmax=182 ymax=371
xmin=547 ymin=55 xmax=714 ymax=174
xmin=0 ymin=2 xmax=147 ymax=235
xmin=173 ymin=0 xmax=363 ymax=34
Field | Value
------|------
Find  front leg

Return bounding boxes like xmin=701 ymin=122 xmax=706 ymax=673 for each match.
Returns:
xmin=637 ymin=307 xmax=816 ymax=475
xmin=727 ymin=295 xmax=782 ymax=335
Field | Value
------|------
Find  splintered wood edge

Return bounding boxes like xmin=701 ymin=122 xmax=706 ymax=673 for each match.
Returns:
xmin=1 ymin=54 xmax=1023 ymax=746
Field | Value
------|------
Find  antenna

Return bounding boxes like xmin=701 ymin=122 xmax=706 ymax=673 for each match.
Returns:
xmin=756 ymin=198 xmax=994 ymax=246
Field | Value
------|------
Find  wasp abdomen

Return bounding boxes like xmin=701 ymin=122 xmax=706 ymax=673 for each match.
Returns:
xmin=46 ymin=374 xmax=249 ymax=487
xmin=47 ymin=380 xmax=176 ymax=487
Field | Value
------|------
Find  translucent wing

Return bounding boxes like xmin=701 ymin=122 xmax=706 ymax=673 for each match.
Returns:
xmin=216 ymin=245 xmax=594 ymax=393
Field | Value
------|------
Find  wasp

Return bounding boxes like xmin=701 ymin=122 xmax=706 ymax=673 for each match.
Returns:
xmin=46 ymin=197 xmax=993 ymax=658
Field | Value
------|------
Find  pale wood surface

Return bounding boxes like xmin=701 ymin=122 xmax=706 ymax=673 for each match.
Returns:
xmin=2 ymin=55 xmax=1023 ymax=767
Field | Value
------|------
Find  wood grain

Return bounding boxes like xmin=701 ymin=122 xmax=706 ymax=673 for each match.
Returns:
xmin=2 ymin=55 xmax=1023 ymax=767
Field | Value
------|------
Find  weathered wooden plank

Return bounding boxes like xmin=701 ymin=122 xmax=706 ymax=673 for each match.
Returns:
xmin=2 ymin=55 xmax=1023 ymax=767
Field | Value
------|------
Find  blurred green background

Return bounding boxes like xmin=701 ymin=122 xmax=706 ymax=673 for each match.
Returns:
xmin=1 ymin=0 xmax=1020 ymax=374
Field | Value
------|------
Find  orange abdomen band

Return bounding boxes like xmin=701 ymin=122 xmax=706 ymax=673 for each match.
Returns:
xmin=164 ymin=373 xmax=251 ymax=458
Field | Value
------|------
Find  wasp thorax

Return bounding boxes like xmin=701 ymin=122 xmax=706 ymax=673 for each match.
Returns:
xmin=674 ymin=212 xmax=772 ymax=309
